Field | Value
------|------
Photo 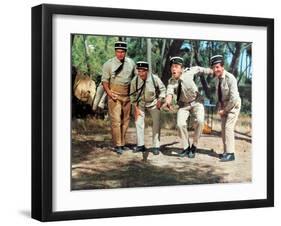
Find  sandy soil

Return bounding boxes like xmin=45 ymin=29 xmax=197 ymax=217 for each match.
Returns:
xmin=71 ymin=124 xmax=251 ymax=190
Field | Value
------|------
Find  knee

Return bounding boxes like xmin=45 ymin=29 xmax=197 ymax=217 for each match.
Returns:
xmin=177 ymin=121 xmax=187 ymax=129
xmin=195 ymin=118 xmax=204 ymax=126
xmin=135 ymin=121 xmax=144 ymax=129
xmin=111 ymin=119 xmax=121 ymax=128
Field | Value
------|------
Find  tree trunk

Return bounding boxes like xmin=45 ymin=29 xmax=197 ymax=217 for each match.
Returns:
xmin=161 ymin=39 xmax=166 ymax=61
xmin=82 ymin=35 xmax=91 ymax=76
xmin=147 ymin=38 xmax=152 ymax=69
xmin=230 ymin=42 xmax=242 ymax=77
xmin=189 ymin=41 xmax=194 ymax=67
xmin=104 ymin=37 xmax=109 ymax=51
xmin=192 ymin=41 xmax=210 ymax=98
xmin=71 ymin=34 xmax=75 ymax=48
xmin=162 ymin=39 xmax=184 ymax=85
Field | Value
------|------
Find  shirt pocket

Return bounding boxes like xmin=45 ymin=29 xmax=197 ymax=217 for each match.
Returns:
xmin=222 ymin=86 xmax=229 ymax=99
xmin=145 ymin=88 xmax=155 ymax=102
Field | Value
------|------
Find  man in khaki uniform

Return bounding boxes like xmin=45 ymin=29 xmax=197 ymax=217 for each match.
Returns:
xmin=130 ymin=61 xmax=166 ymax=155
xmin=102 ymin=41 xmax=135 ymax=154
xmin=210 ymin=55 xmax=241 ymax=162
xmin=164 ymin=56 xmax=213 ymax=158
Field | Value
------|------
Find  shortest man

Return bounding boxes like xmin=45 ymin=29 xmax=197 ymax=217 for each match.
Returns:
xmin=130 ymin=61 xmax=166 ymax=155
xmin=211 ymin=55 xmax=241 ymax=162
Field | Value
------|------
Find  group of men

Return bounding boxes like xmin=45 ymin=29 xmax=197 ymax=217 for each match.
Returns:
xmin=101 ymin=41 xmax=241 ymax=162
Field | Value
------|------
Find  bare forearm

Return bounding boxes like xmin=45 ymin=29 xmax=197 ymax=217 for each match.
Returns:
xmin=102 ymin=82 xmax=118 ymax=100
xmin=165 ymin=94 xmax=173 ymax=104
xmin=102 ymin=82 xmax=111 ymax=96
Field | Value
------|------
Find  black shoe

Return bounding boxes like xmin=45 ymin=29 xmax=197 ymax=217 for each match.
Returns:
xmin=133 ymin=145 xmax=146 ymax=153
xmin=121 ymin=146 xmax=128 ymax=151
xmin=114 ymin=146 xmax=123 ymax=155
xmin=218 ymin=153 xmax=227 ymax=159
xmin=152 ymin=148 xmax=160 ymax=155
xmin=179 ymin=147 xmax=189 ymax=157
xmin=188 ymin=145 xmax=196 ymax=158
xmin=220 ymin=153 xmax=235 ymax=162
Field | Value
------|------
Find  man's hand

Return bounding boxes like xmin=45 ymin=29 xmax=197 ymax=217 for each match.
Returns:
xmin=156 ymin=100 xmax=163 ymax=109
xmin=218 ymin=109 xmax=225 ymax=117
xmin=162 ymin=95 xmax=174 ymax=111
xmin=134 ymin=104 xmax=141 ymax=121
xmin=162 ymin=101 xmax=173 ymax=112
xmin=109 ymin=90 xmax=118 ymax=101
xmin=102 ymin=82 xmax=118 ymax=101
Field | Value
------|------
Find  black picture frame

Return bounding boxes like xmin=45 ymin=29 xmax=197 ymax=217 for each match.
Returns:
xmin=31 ymin=3 xmax=274 ymax=222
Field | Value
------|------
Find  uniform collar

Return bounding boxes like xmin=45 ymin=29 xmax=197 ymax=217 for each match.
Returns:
xmin=179 ymin=72 xmax=184 ymax=81
xmin=114 ymin=57 xmax=127 ymax=63
xmin=219 ymin=70 xmax=226 ymax=80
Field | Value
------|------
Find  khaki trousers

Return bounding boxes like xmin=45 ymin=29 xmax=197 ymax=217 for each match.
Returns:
xmin=135 ymin=106 xmax=161 ymax=148
xmin=177 ymin=102 xmax=205 ymax=149
xmin=108 ymin=84 xmax=131 ymax=147
xmin=221 ymin=102 xmax=241 ymax=154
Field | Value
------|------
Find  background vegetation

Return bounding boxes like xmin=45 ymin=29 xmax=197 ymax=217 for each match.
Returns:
xmin=72 ymin=34 xmax=252 ymax=114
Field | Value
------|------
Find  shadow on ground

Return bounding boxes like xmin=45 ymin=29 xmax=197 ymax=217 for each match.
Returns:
xmin=72 ymin=159 xmax=227 ymax=190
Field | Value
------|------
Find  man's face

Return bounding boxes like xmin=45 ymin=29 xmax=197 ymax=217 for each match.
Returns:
xmin=212 ymin=63 xmax=224 ymax=78
xmin=170 ymin=64 xmax=183 ymax=80
xmin=137 ymin=69 xmax=148 ymax=80
xmin=115 ymin=49 xmax=126 ymax=61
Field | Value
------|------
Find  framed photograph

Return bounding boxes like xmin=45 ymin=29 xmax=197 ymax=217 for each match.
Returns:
xmin=32 ymin=4 xmax=274 ymax=222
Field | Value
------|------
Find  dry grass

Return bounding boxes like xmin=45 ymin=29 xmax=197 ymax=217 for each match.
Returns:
xmin=210 ymin=113 xmax=251 ymax=136
xmin=72 ymin=110 xmax=251 ymax=138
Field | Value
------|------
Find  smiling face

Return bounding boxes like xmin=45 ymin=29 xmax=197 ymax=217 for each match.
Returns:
xmin=137 ymin=68 xmax=148 ymax=80
xmin=115 ymin=49 xmax=126 ymax=61
xmin=170 ymin=64 xmax=183 ymax=80
xmin=212 ymin=63 xmax=224 ymax=78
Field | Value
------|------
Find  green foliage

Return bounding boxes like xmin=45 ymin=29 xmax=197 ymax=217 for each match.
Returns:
xmin=72 ymin=35 xmax=117 ymax=84
xmin=72 ymin=35 xmax=252 ymax=115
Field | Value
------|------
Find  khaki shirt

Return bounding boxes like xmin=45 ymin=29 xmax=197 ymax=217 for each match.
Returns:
xmin=215 ymin=70 xmax=241 ymax=112
xmin=101 ymin=57 xmax=135 ymax=86
xmin=167 ymin=66 xmax=213 ymax=103
xmin=130 ymin=73 xmax=166 ymax=108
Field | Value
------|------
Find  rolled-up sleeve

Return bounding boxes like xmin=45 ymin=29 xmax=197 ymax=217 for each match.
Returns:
xmin=101 ymin=61 xmax=111 ymax=83
xmin=192 ymin=66 xmax=213 ymax=77
xmin=166 ymin=78 xmax=177 ymax=97
xmin=166 ymin=83 xmax=175 ymax=96
xmin=156 ymin=76 xmax=166 ymax=100
xmin=130 ymin=76 xmax=137 ymax=103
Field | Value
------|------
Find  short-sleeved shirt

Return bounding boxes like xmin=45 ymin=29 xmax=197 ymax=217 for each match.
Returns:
xmin=101 ymin=57 xmax=135 ymax=86
xmin=166 ymin=66 xmax=213 ymax=103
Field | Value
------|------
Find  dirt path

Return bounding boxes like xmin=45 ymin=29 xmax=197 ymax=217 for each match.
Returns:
xmin=71 ymin=126 xmax=251 ymax=190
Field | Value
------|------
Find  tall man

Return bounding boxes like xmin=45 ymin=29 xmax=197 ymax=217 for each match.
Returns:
xmin=165 ymin=56 xmax=213 ymax=158
xmin=210 ymin=55 xmax=241 ymax=162
xmin=101 ymin=41 xmax=135 ymax=154
xmin=130 ymin=61 xmax=166 ymax=155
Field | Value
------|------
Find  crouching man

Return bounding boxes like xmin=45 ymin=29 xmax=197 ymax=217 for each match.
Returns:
xmin=130 ymin=61 xmax=166 ymax=155
xmin=164 ymin=56 xmax=213 ymax=158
